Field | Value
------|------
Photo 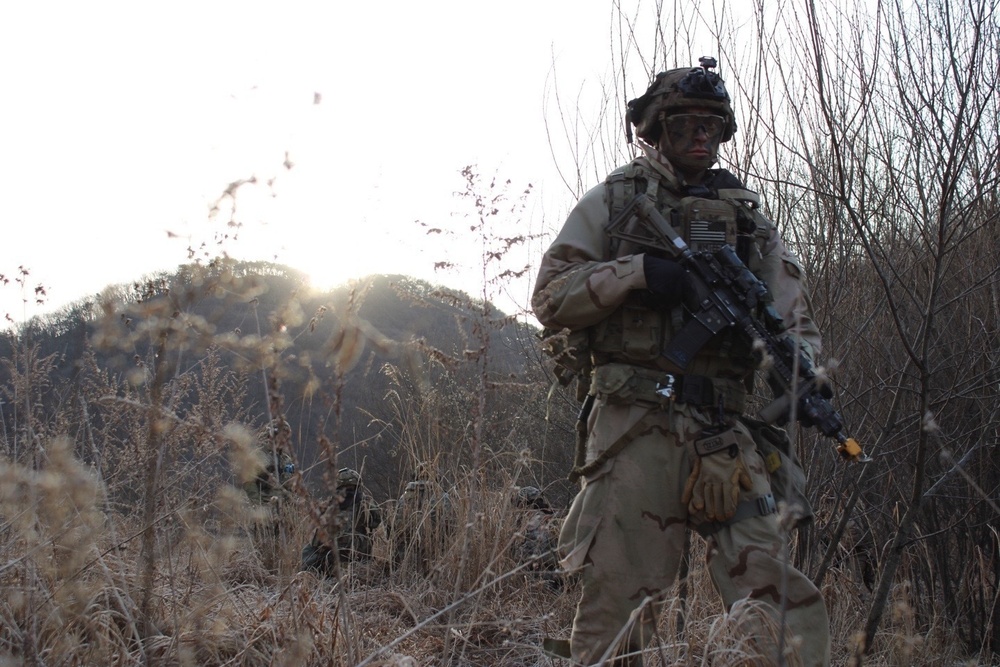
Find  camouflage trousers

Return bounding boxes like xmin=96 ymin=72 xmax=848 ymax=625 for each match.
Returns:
xmin=559 ymin=399 xmax=830 ymax=666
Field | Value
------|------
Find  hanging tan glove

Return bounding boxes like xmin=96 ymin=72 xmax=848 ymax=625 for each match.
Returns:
xmin=682 ymin=429 xmax=754 ymax=522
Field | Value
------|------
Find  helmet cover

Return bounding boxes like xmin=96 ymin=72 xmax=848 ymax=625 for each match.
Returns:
xmin=627 ymin=57 xmax=736 ymax=144
xmin=337 ymin=467 xmax=361 ymax=488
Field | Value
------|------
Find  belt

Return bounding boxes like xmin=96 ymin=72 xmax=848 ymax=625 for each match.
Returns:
xmin=592 ymin=363 xmax=747 ymax=413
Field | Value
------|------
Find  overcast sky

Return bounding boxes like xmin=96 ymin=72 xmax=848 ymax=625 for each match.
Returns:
xmin=1 ymin=1 xmax=633 ymax=326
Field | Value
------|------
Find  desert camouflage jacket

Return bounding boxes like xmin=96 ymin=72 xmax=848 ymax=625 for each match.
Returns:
xmin=532 ymin=155 xmax=822 ymax=378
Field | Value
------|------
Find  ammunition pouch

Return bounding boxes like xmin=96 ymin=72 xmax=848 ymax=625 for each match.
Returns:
xmin=739 ymin=415 xmax=814 ymax=528
xmin=590 ymin=296 xmax=759 ymax=379
xmin=592 ymin=363 xmax=747 ymax=414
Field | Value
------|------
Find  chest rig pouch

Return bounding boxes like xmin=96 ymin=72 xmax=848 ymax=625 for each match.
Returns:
xmin=594 ymin=160 xmax=763 ymax=368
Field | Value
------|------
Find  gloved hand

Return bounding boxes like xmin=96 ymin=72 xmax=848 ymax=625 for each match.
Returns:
xmin=643 ymin=255 xmax=688 ymax=307
xmin=682 ymin=449 xmax=753 ymax=522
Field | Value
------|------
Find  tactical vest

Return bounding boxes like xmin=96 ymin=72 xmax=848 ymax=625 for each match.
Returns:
xmin=589 ymin=159 xmax=774 ymax=384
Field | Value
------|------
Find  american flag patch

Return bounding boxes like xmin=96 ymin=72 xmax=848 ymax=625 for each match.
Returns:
xmin=688 ymin=219 xmax=727 ymax=249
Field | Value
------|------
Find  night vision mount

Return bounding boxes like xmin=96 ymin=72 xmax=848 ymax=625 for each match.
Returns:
xmin=678 ymin=56 xmax=729 ymax=101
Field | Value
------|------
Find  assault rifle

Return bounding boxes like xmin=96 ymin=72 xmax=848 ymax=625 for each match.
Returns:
xmin=608 ymin=194 xmax=869 ymax=462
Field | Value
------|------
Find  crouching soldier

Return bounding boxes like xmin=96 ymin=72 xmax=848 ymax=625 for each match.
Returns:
xmin=242 ymin=420 xmax=296 ymax=507
xmin=389 ymin=480 xmax=453 ymax=573
xmin=242 ymin=419 xmax=297 ymax=568
xmin=301 ymin=467 xmax=382 ymax=575
xmin=512 ymin=486 xmax=564 ymax=590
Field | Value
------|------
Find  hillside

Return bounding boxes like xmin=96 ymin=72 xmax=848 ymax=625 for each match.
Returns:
xmin=0 ymin=260 xmax=575 ymax=503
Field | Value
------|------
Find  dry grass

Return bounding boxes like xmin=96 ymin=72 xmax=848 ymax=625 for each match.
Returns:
xmin=0 ymin=434 xmax=982 ymax=666
xmin=0 ymin=258 xmax=990 ymax=666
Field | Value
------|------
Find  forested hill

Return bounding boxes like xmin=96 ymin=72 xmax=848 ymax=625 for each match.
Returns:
xmin=0 ymin=260 xmax=564 ymax=501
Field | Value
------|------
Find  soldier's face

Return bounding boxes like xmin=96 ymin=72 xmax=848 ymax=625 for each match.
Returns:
xmin=658 ymin=106 xmax=723 ymax=175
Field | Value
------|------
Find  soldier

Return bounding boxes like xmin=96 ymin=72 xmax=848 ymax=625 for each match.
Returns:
xmin=242 ymin=419 xmax=295 ymax=507
xmin=511 ymin=486 xmax=563 ymax=590
xmin=389 ymin=479 xmax=453 ymax=572
xmin=301 ymin=467 xmax=382 ymax=575
xmin=242 ymin=418 xmax=296 ymax=567
xmin=532 ymin=58 xmax=830 ymax=665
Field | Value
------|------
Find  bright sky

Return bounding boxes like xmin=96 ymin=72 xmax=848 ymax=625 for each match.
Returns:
xmin=1 ymin=1 xmax=620 ymax=326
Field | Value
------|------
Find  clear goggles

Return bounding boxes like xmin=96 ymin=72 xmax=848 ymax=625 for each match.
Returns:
xmin=662 ymin=113 xmax=726 ymax=142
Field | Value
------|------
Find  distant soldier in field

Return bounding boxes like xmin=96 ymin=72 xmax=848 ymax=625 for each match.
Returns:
xmin=242 ymin=418 xmax=297 ymax=568
xmin=301 ymin=467 xmax=383 ymax=575
xmin=511 ymin=486 xmax=564 ymax=590
xmin=242 ymin=418 xmax=296 ymax=507
xmin=389 ymin=479 xmax=453 ymax=572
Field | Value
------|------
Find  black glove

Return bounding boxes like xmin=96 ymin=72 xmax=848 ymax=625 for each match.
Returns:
xmin=643 ymin=255 xmax=688 ymax=307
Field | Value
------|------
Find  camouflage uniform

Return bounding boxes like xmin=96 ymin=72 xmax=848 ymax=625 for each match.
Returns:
xmin=533 ymin=60 xmax=830 ymax=666
xmin=301 ymin=467 xmax=383 ymax=575
xmin=242 ymin=422 xmax=296 ymax=564
xmin=390 ymin=480 xmax=453 ymax=571
xmin=242 ymin=445 xmax=295 ymax=506
xmin=512 ymin=486 xmax=563 ymax=589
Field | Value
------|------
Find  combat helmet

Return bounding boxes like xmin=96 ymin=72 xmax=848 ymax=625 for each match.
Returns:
xmin=402 ymin=480 xmax=428 ymax=497
xmin=265 ymin=417 xmax=292 ymax=440
xmin=626 ymin=56 xmax=736 ymax=145
xmin=514 ymin=486 xmax=551 ymax=511
xmin=338 ymin=467 xmax=361 ymax=488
